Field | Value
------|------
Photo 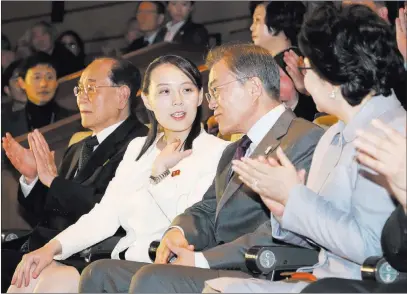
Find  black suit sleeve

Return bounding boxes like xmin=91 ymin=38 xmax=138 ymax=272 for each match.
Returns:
xmin=18 ymin=180 xmax=49 ymax=218
xmin=381 ymin=205 xmax=407 ymax=272
xmin=170 ymin=179 xmax=218 ymax=251
xmin=190 ymin=25 xmax=209 ymax=47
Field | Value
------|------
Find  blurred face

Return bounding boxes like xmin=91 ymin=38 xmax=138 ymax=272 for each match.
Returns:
xmin=168 ymin=1 xmax=193 ymax=23
xmin=76 ymin=59 xmax=126 ymax=133
xmin=31 ymin=25 xmax=53 ymax=53
xmin=136 ymin=2 xmax=164 ymax=33
xmin=5 ymin=70 xmax=27 ymax=104
xmin=142 ymin=64 xmax=202 ymax=133
xmin=303 ymin=58 xmax=335 ymax=113
xmin=19 ymin=64 xmax=57 ymax=105
xmin=207 ymin=60 xmax=254 ymax=135
xmin=126 ymin=19 xmax=141 ymax=44
xmin=278 ymin=67 xmax=297 ymax=103
xmin=61 ymin=35 xmax=80 ymax=56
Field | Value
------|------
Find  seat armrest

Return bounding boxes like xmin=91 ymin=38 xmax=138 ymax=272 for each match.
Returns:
xmin=2 ymin=229 xmax=31 ymax=243
xmin=245 ymin=245 xmax=319 ymax=275
xmin=361 ymin=256 xmax=407 ymax=284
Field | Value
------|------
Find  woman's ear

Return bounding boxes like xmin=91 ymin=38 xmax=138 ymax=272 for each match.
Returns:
xmin=141 ymin=93 xmax=153 ymax=111
xmin=197 ymin=88 xmax=203 ymax=106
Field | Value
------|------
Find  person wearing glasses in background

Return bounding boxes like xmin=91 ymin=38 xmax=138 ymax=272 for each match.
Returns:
xmin=2 ymin=57 xmax=148 ymax=293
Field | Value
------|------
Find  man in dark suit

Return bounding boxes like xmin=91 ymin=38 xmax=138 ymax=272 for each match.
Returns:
xmin=79 ymin=44 xmax=324 ymax=293
xmin=123 ymin=1 xmax=166 ymax=54
xmin=1 ymin=57 xmax=148 ymax=292
xmin=158 ymin=1 xmax=209 ymax=47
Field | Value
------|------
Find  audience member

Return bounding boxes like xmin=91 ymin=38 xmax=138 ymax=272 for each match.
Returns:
xmin=2 ymin=34 xmax=16 ymax=73
xmin=250 ymin=2 xmax=317 ymax=121
xmin=3 ymin=57 xmax=149 ymax=293
xmin=302 ymin=120 xmax=407 ymax=293
xmin=161 ymin=1 xmax=209 ymax=47
xmin=55 ymin=30 xmax=86 ymax=69
xmin=1 ymin=60 xmax=27 ymax=116
xmin=15 ymin=30 xmax=34 ymax=60
xmin=8 ymin=55 xmax=229 ymax=293
xmin=2 ymin=52 xmax=73 ymax=137
xmin=202 ymin=3 xmax=406 ymax=292
xmin=78 ymin=43 xmax=324 ymax=293
xmin=123 ymin=1 xmax=166 ymax=54
xmin=29 ymin=21 xmax=83 ymax=77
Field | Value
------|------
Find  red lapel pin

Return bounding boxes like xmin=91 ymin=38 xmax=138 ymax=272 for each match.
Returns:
xmin=171 ymin=170 xmax=181 ymax=177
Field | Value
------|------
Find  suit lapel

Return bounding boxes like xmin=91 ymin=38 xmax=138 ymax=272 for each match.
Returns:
xmin=216 ymin=110 xmax=295 ymax=217
xmin=74 ymin=116 xmax=141 ymax=183
xmin=65 ymin=145 xmax=82 ymax=180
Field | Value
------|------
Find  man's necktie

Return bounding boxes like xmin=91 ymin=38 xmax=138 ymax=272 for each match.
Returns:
xmin=228 ymin=135 xmax=252 ymax=182
xmin=77 ymin=136 xmax=99 ymax=172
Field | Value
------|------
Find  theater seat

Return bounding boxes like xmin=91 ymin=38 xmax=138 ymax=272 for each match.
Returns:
xmin=68 ymin=131 xmax=92 ymax=147
xmin=313 ymin=114 xmax=338 ymax=129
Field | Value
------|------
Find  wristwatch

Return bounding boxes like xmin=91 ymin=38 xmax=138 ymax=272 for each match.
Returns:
xmin=149 ymin=169 xmax=170 ymax=185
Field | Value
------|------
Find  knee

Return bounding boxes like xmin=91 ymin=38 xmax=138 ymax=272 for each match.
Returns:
xmin=129 ymin=264 xmax=169 ymax=293
xmin=79 ymin=260 xmax=110 ymax=293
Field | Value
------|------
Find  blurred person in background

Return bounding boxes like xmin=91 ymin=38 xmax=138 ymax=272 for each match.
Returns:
xmin=55 ymin=30 xmax=86 ymax=70
xmin=2 ymin=60 xmax=27 ymax=115
xmin=15 ymin=30 xmax=34 ymax=60
xmin=123 ymin=1 xmax=166 ymax=54
xmin=160 ymin=1 xmax=209 ymax=47
xmin=2 ymin=34 xmax=16 ymax=73
xmin=29 ymin=21 xmax=83 ymax=77
xmin=250 ymin=1 xmax=317 ymax=121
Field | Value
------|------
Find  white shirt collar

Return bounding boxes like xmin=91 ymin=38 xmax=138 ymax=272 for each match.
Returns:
xmin=144 ymin=30 xmax=159 ymax=45
xmin=93 ymin=120 xmax=125 ymax=147
xmin=246 ymin=104 xmax=286 ymax=155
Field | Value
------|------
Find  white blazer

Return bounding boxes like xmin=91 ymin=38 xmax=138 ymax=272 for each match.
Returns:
xmin=53 ymin=130 xmax=230 ymax=263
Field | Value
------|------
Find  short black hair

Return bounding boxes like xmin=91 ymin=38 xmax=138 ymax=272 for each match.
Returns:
xmin=206 ymin=43 xmax=280 ymax=100
xmin=104 ymin=57 xmax=142 ymax=111
xmin=18 ymin=52 xmax=58 ymax=80
xmin=137 ymin=1 xmax=166 ymax=15
xmin=2 ymin=60 xmax=22 ymax=88
xmin=264 ymin=2 xmax=306 ymax=46
xmin=299 ymin=3 xmax=405 ymax=106
xmin=2 ymin=34 xmax=11 ymax=50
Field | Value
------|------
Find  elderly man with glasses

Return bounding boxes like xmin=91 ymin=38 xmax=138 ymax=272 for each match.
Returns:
xmin=1 ymin=57 xmax=148 ymax=293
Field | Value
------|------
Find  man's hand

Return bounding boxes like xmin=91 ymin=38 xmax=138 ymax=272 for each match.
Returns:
xmin=155 ymin=228 xmax=192 ymax=264
xmin=2 ymin=132 xmax=37 ymax=182
xmin=28 ymin=130 xmax=58 ymax=187
xmin=165 ymin=239 xmax=195 ymax=267
xmin=284 ymin=50 xmax=308 ymax=95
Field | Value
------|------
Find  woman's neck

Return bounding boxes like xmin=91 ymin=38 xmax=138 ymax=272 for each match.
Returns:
xmin=337 ymin=93 xmax=373 ymax=124
xmin=267 ymin=40 xmax=291 ymax=57
xmin=157 ymin=127 xmax=192 ymax=150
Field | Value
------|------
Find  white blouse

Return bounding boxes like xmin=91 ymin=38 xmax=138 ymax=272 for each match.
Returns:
xmin=53 ymin=130 xmax=230 ymax=263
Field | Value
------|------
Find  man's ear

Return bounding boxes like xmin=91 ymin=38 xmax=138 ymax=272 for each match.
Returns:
xmin=141 ymin=92 xmax=153 ymax=111
xmin=248 ymin=77 xmax=263 ymax=101
xmin=118 ymin=85 xmax=131 ymax=110
xmin=18 ymin=77 xmax=26 ymax=90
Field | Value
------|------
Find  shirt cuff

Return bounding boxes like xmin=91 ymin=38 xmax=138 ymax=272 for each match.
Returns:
xmin=167 ymin=226 xmax=185 ymax=237
xmin=19 ymin=175 xmax=39 ymax=197
xmin=195 ymin=252 xmax=210 ymax=269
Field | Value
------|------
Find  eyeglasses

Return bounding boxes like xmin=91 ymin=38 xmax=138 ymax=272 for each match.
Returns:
xmin=205 ymin=77 xmax=252 ymax=104
xmin=73 ymin=84 xmax=120 ymax=97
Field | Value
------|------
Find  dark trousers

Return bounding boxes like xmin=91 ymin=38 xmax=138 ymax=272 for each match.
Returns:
xmin=79 ymin=260 xmax=252 ymax=293
xmin=301 ymin=277 xmax=407 ymax=293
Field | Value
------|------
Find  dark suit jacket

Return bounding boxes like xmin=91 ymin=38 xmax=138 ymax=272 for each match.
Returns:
xmin=156 ymin=20 xmax=209 ymax=47
xmin=122 ymin=29 xmax=166 ymax=54
xmin=293 ymin=93 xmax=318 ymax=122
xmin=17 ymin=115 xmax=149 ymax=251
xmin=171 ymin=110 xmax=324 ymax=272
xmin=381 ymin=205 xmax=407 ymax=272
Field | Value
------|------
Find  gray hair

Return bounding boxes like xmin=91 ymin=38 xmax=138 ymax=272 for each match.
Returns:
xmin=205 ymin=43 xmax=280 ymax=100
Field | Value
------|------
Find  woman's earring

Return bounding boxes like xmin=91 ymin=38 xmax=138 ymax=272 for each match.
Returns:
xmin=330 ymin=88 xmax=337 ymax=99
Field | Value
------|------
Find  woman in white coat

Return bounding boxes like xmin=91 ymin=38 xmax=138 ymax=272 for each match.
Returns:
xmin=8 ymin=55 xmax=229 ymax=293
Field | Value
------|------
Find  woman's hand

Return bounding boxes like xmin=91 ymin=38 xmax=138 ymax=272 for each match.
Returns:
xmin=11 ymin=239 xmax=61 ymax=288
xmin=152 ymin=139 xmax=192 ymax=176
xmin=354 ymin=119 xmax=406 ymax=212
